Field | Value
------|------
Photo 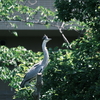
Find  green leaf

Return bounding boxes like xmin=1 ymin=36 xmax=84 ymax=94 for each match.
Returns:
xmin=12 ymin=31 xmax=18 ymax=36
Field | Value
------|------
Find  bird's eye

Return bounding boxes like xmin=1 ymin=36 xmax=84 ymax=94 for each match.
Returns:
xmin=42 ymin=35 xmax=48 ymax=40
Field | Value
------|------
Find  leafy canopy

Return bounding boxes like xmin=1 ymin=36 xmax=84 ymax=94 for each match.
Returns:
xmin=0 ymin=0 xmax=100 ymax=100
xmin=0 ymin=0 xmax=56 ymax=28
xmin=0 ymin=46 xmax=43 ymax=99
xmin=39 ymin=0 xmax=100 ymax=100
xmin=40 ymin=0 xmax=100 ymax=100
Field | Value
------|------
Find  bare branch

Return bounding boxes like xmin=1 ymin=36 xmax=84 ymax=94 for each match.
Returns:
xmin=59 ymin=22 xmax=65 ymax=34
xmin=61 ymin=33 xmax=72 ymax=49
xmin=58 ymin=22 xmax=72 ymax=49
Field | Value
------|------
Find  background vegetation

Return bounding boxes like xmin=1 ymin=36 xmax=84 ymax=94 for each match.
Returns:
xmin=43 ymin=0 xmax=100 ymax=99
xmin=0 ymin=0 xmax=100 ymax=100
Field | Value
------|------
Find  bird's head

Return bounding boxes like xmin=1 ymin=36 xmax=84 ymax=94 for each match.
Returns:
xmin=42 ymin=34 xmax=51 ymax=42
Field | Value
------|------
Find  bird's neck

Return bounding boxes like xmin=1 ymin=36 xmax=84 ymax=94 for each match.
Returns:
xmin=42 ymin=41 xmax=49 ymax=67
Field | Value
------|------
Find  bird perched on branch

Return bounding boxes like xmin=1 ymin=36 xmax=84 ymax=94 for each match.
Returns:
xmin=20 ymin=35 xmax=51 ymax=88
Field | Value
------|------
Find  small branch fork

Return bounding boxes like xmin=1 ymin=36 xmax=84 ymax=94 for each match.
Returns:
xmin=58 ymin=22 xmax=72 ymax=50
xmin=33 ymin=73 xmax=43 ymax=100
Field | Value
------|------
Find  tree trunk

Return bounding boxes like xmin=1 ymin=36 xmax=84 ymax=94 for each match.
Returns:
xmin=33 ymin=73 xmax=43 ymax=100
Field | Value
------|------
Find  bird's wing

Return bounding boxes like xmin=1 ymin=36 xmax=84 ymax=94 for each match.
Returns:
xmin=23 ymin=61 xmax=43 ymax=82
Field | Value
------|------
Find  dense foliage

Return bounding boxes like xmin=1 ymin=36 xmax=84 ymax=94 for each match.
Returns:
xmin=0 ymin=0 xmax=55 ymax=28
xmin=0 ymin=37 xmax=100 ymax=100
xmin=0 ymin=0 xmax=100 ymax=100
xmin=37 ymin=0 xmax=100 ymax=100
xmin=41 ymin=47 xmax=73 ymax=100
xmin=55 ymin=0 xmax=100 ymax=34
xmin=0 ymin=0 xmax=86 ymax=30
xmin=55 ymin=0 xmax=100 ymax=22
xmin=0 ymin=46 xmax=43 ymax=99
xmin=41 ymin=32 xmax=100 ymax=100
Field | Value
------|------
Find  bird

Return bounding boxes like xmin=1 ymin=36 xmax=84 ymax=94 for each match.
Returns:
xmin=20 ymin=35 xmax=51 ymax=88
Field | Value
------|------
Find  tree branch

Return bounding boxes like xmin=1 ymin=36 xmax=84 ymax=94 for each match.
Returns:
xmin=58 ymin=22 xmax=72 ymax=50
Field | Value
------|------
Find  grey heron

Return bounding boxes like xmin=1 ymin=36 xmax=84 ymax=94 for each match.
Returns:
xmin=20 ymin=35 xmax=51 ymax=88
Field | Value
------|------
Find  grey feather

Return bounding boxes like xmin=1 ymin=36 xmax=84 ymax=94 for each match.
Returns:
xmin=20 ymin=61 xmax=43 ymax=87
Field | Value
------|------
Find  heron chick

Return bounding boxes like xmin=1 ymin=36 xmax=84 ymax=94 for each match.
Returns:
xmin=20 ymin=35 xmax=51 ymax=88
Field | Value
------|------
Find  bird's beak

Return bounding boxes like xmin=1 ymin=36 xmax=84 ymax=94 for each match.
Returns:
xmin=48 ymin=38 xmax=52 ymax=41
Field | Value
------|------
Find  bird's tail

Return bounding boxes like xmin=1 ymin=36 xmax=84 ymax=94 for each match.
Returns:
xmin=20 ymin=80 xmax=25 ymax=88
